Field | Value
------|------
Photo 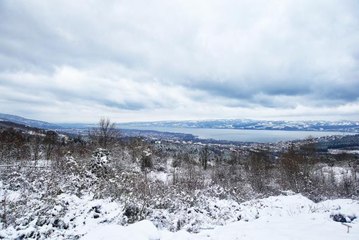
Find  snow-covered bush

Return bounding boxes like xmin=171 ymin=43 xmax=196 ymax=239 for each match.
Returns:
xmin=90 ymin=148 xmax=111 ymax=177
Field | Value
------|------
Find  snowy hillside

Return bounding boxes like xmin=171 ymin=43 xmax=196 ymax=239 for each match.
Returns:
xmin=83 ymin=195 xmax=359 ymax=240
xmin=1 ymin=175 xmax=358 ymax=240
xmin=1 ymin=120 xmax=358 ymax=239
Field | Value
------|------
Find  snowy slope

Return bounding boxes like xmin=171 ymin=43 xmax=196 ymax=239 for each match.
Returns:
xmin=1 ymin=179 xmax=358 ymax=240
xmin=82 ymin=194 xmax=359 ymax=240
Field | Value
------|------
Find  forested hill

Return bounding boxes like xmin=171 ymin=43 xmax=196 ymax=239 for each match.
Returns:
xmin=0 ymin=113 xmax=61 ymax=130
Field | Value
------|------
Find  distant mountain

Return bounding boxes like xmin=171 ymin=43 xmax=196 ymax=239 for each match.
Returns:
xmin=0 ymin=113 xmax=62 ymax=130
xmin=1 ymin=113 xmax=358 ymax=133
xmin=120 ymin=119 xmax=359 ymax=133
xmin=58 ymin=123 xmax=96 ymax=129
xmin=0 ymin=120 xmax=46 ymax=132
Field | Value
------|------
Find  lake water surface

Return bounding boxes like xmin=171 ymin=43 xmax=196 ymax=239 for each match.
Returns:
xmin=120 ymin=126 xmax=351 ymax=143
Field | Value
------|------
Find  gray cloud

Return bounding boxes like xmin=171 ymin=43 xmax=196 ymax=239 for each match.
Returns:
xmin=102 ymin=100 xmax=146 ymax=111
xmin=1 ymin=0 xmax=359 ymax=122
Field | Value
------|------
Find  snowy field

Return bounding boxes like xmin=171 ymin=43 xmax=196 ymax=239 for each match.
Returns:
xmin=84 ymin=216 xmax=359 ymax=240
xmin=1 ymin=184 xmax=358 ymax=239
xmin=82 ymin=194 xmax=359 ymax=240
xmin=1 ymin=164 xmax=359 ymax=240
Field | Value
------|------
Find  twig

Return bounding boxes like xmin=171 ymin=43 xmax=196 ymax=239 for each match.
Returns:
xmin=342 ymin=223 xmax=352 ymax=233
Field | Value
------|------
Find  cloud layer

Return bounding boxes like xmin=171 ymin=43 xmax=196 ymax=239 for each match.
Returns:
xmin=1 ymin=0 xmax=359 ymax=122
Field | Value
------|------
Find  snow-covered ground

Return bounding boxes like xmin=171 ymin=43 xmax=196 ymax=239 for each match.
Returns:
xmin=328 ymin=149 xmax=359 ymax=155
xmin=318 ymin=165 xmax=358 ymax=183
xmin=1 ymin=183 xmax=358 ymax=239
xmin=84 ymin=216 xmax=359 ymax=240
xmin=82 ymin=194 xmax=359 ymax=240
xmin=1 ymin=161 xmax=359 ymax=240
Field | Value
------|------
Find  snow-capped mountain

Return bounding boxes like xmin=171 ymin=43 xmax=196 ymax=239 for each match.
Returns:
xmin=1 ymin=113 xmax=358 ymax=133
xmin=120 ymin=119 xmax=359 ymax=132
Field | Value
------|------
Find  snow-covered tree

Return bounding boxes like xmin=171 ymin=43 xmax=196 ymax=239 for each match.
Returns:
xmin=90 ymin=118 xmax=118 ymax=149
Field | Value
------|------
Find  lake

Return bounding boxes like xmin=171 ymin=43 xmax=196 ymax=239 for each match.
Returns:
xmin=119 ymin=126 xmax=351 ymax=143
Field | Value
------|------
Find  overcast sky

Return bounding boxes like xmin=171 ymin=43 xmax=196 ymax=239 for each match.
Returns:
xmin=1 ymin=0 xmax=359 ymax=123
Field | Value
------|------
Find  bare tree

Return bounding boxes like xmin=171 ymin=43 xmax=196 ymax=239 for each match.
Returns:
xmin=200 ymin=145 xmax=210 ymax=170
xmin=44 ymin=131 xmax=58 ymax=160
xmin=246 ymin=149 xmax=271 ymax=192
xmin=0 ymin=128 xmax=29 ymax=162
xmin=29 ymin=134 xmax=42 ymax=162
xmin=128 ymin=137 xmax=144 ymax=162
xmin=90 ymin=117 xmax=118 ymax=149
xmin=279 ymin=144 xmax=306 ymax=192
